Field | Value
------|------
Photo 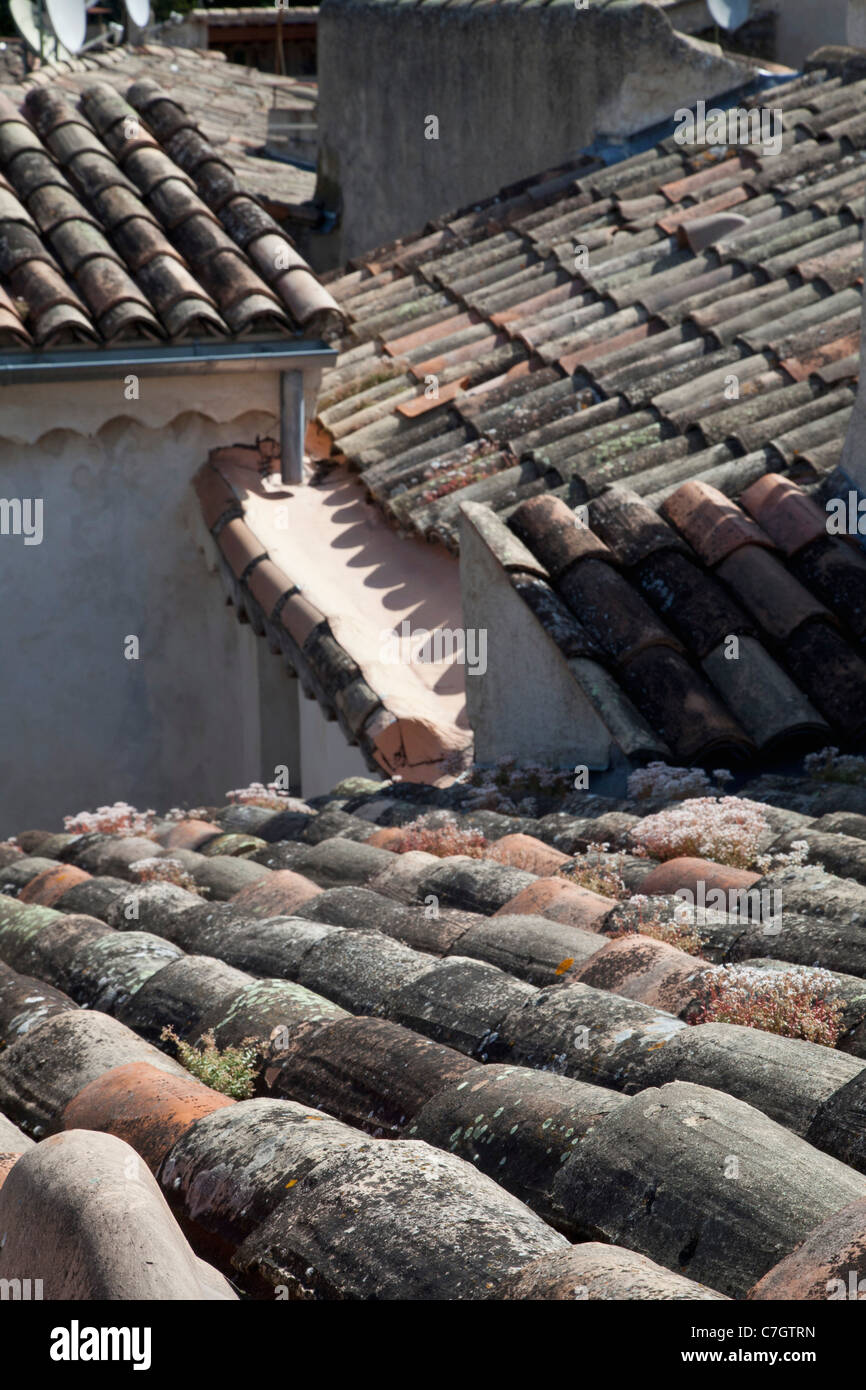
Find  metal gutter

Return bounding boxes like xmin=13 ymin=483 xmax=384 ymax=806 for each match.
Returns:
xmin=0 ymin=339 xmax=338 ymax=386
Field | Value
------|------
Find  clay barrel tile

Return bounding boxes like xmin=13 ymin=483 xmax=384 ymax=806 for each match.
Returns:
xmin=412 ymin=1063 xmax=627 ymax=1231
xmin=493 ymin=877 xmax=616 ymax=930
xmin=739 ymin=472 xmax=830 ymax=555
xmin=501 ymin=1243 xmax=729 ymax=1299
xmin=661 ymin=480 xmax=777 ymax=566
xmin=17 ymin=863 xmax=91 ymax=908
xmin=270 ymin=1013 xmax=476 ymax=1134
xmin=232 ymin=1138 xmax=567 ymax=1300
xmin=0 ymin=1129 xmax=236 ymax=1298
xmin=509 ymin=493 xmax=613 ymax=577
xmin=62 ymin=1059 xmax=235 ymax=1173
xmin=158 ymin=1097 xmax=371 ymax=1256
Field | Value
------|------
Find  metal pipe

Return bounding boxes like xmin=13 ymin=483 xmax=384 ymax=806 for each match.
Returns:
xmin=280 ymin=369 xmax=305 ymax=484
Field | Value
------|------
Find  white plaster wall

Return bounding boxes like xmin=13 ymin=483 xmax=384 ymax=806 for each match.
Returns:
xmin=0 ymin=374 xmax=298 ymax=835
xmin=297 ymin=690 xmax=374 ymax=799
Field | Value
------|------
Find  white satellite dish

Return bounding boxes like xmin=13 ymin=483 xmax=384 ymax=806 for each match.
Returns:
xmin=9 ymin=0 xmax=44 ymax=51
xmin=44 ymin=0 xmax=87 ymax=52
xmin=123 ymin=0 xmax=151 ymax=28
xmin=707 ymin=0 xmax=752 ymax=31
xmin=10 ymin=0 xmax=73 ymax=57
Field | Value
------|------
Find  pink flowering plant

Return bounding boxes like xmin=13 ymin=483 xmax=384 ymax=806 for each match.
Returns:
xmin=610 ymin=894 xmax=705 ymax=955
xmin=627 ymin=762 xmax=734 ymax=802
xmin=389 ymin=819 xmax=488 ymax=859
xmin=559 ymin=842 xmax=628 ymax=898
xmin=225 ymin=781 xmax=291 ymax=811
xmin=691 ymin=965 xmax=844 ymax=1046
xmin=628 ymin=796 xmax=771 ymax=869
xmin=63 ymin=802 xmax=157 ymax=836
xmin=129 ymin=857 xmax=206 ymax=895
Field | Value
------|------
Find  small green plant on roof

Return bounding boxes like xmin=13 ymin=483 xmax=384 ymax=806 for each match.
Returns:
xmin=628 ymin=796 xmax=771 ymax=869
xmin=225 ymin=781 xmax=291 ymax=811
xmin=161 ymin=1027 xmax=260 ymax=1100
xmin=390 ymin=819 xmax=488 ymax=858
xmin=626 ymin=762 xmax=734 ymax=802
xmin=129 ymin=857 xmax=207 ymax=896
xmin=691 ymin=965 xmax=844 ymax=1047
xmin=63 ymin=802 xmax=157 ymax=836
xmin=610 ymin=895 xmax=705 ymax=956
xmin=558 ymin=843 xmax=628 ymax=899
xmin=804 ymin=747 xmax=866 ymax=785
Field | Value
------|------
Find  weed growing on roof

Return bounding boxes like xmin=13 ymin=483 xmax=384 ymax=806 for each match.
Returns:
xmin=225 ymin=781 xmax=290 ymax=810
xmin=129 ymin=857 xmax=207 ymax=896
xmin=804 ymin=747 xmax=866 ymax=785
xmin=610 ymin=895 xmax=705 ymax=956
xmin=63 ymin=802 xmax=157 ymax=836
xmin=558 ymin=843 xmax=628 ymax=898
xmin=387 ymin=819 xmax=488 ymax=858
xmin=690 ymin=965 xmax=844 ymax=1047
xmin=628 ymin=796 xmax=771 ymax=869
xmin=161 ymin=1027 xmax=260 ymax=1100
xmin=455 ymin=757 xmax=575 ymax=815
xmin=627 ymin=762 xmax=734 ymax=802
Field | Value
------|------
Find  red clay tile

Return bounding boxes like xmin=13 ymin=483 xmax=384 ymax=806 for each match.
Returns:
xmin=781 ymin=331 xmax=860 ymax=382
xmin=656 ymin=185 xmax=750 ymax=234
xmin=739 ymin=473 xmax=829 ymax=556
xmin=18 ymin=864 xmax=91 ymax=908
xmin=280 ymin=592 xmax=326 ymax=648
xmin=509 ymin=493 xmax=613 ymax=576
xmin=61 ymin=1060 xmax=234 ymax=1174
xmin=365 ymin=826 xmax=409 ymax=851
xmin=381 ymin=310 xmax=477 ymax=357
xmin=574 ymin=934 xmax=713 ymax=1014
xmin=485 ymin=834 xmax=570 ymax=876
xmin=749 ymin=1198 xmax=866 ymax=1300
xmin=661 ymin=481 xmax=776 ymax=566
xmin=193 ymin=462 xmax=240 ymax=530
xmin=228 ymin=869 xmax=323 ymax=917
xmin=638 ymin=856 xmax=760 ymax=898
xmin=218 ymin=517 xmax=268 ymax=579
xmin=660 ymin=154 xmax=754 ymax=203
xmin=159 ymin=819 xmax=223 ymax=852
xmin=247 ymin=558 xmax=293 ymax=618
xmin=493 ymin=877 xmax=615 ymax=930
xmin=396 ymin=375 xmax=471 ymax=417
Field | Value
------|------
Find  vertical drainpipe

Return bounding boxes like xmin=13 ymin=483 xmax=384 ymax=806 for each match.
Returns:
xmin=280 ymin=369 xmax=305 ymax=484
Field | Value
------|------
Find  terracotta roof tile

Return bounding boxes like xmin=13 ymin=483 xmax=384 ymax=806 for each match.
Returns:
xmin=0 ymin=73 xmax=341 ymax=346
xmin=660 ymin=481 xmax=777 ymax=567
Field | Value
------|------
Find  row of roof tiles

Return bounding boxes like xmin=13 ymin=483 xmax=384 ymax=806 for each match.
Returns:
xmin=463 ymin=468 xmax=866 ymax=767
xmin=4 ymin=785 xmax=866 ymax=1295
xmin=0 ymin=76 xmax=341 ymax=347
xmin=317 ymin=64 xmax=866 ymax=546
xmin=0 ymin=42 xmax=319 ymax=218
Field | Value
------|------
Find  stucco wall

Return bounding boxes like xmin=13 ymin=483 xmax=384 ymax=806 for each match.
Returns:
xmin=0 ymin=373 xmax=360 ymax=834
xmin=313 ymin=0 xmax=751 ymax=266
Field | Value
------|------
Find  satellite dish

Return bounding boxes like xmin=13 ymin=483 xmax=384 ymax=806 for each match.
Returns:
xmin=44 ymin=0 xmax=87 ymax=52
xmin=707 ymin=0 xmax=752 ymax=31
xmin=10 ymin=0 xmax=74 ymax=57
xmin=123 ymin=0 xmax=151 ymax=27
xmin=9 ymin=0 xmax=44 ymax=51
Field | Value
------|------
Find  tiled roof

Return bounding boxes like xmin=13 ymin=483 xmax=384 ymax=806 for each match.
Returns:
xmin=316 ymin=63 xmax=865 ymax=550
xmin=194 ymin=440 xmax=471 ymax=782
xmin=0 ymin=71 xmax=340 ymax=348
xmin=0 ymin=43 xmax=318 ymax=218
xmin=5 ymin=775 xmax=866 ymax=1297
xmin=474 ymin=470 xmax=866 ymax=766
